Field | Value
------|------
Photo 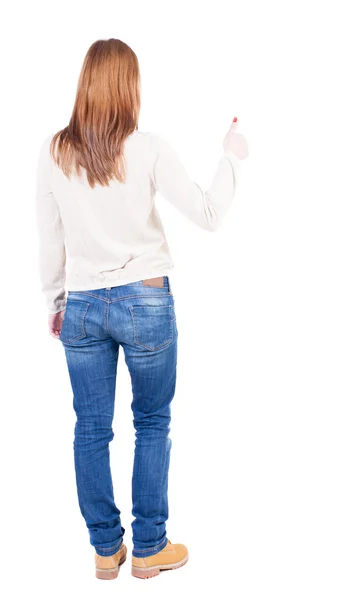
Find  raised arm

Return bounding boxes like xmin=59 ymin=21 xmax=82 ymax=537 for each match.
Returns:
xmin=151 ymin=118 xmax=248 ymax=231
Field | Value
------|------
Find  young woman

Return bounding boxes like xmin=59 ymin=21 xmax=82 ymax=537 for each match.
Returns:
xmin=35 ymin=37 xmax=248 ymax=580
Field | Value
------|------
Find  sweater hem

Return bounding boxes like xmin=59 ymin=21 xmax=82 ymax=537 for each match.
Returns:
xmin=66 ymin=266 xmax=175 ymax=292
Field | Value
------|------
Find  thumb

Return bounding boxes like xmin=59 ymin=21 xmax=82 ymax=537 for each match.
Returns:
xmin=229 ymin=116 xmax=238 ymax=132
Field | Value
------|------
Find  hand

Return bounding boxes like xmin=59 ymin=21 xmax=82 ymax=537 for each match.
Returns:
xmin=48 ymin=309 xmax=65 ymax=339
xmin=223 ymin=117 xmax=249 ymax=160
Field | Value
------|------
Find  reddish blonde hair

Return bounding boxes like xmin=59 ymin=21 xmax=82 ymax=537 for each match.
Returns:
xmin=50 ymin=38 xmax=141 ymax=188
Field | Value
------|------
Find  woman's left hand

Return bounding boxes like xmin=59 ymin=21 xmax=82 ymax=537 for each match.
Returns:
xmin=48 ymin=310 xmax=65 ymax=339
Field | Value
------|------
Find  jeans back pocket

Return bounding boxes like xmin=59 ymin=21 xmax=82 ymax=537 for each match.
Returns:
xmin=129 ymin=304 xmax=175 ymax=351
xmin=59 ymin=299 xmax=90 ymax=344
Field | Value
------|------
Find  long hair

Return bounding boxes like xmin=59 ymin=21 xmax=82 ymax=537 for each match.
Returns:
xmin=49 ymin=38 xmax=141 ymax=188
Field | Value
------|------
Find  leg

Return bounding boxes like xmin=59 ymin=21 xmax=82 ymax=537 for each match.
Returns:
xmin=62 ymin=336 xmax=125 ymax=557
xmin=122 ymin=313 xmax=178 ymax=558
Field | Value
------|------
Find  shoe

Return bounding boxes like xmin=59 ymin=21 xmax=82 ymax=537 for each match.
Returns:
xmin=131 ymin=539 xmax=189 ymax=579
xmin=94 ymin=543 xmax=127 ymax=579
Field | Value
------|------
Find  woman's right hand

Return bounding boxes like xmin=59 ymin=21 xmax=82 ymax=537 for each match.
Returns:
xmin=223 ymin=117 xmax=249 ymax=160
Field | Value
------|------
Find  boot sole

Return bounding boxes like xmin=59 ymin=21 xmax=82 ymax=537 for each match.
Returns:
xmin=95 ymin=553 xmax=127 ymax=580
xmin=131 ymin=553 xmax=189 ymax=579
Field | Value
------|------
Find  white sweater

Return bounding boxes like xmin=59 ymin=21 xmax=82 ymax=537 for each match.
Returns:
xmin=35 ymin=130 xmax=242 ymax=313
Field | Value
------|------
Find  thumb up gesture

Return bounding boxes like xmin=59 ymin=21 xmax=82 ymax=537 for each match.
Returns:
xmin=223 ymin=117 xmax=249 ymax=160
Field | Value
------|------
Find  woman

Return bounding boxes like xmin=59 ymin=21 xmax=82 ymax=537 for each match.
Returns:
xmin=35 ymin=38 xmax=248 ymax=581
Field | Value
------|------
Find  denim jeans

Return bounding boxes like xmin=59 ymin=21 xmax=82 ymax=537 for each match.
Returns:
xmin=59 ymin=276 xmax=177 ymax=558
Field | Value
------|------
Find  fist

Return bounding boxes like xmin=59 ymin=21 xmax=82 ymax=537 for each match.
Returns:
xmin=48 ymin=309 xmax=65 ymax=339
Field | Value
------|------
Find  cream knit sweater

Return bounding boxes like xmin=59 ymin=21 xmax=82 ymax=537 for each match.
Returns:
xmin=35 ymin=130 xmax=242 ymax=313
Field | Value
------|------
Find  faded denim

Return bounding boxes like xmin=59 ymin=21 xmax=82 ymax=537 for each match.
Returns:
xmin=59 ymin=276 xmax=177 ymax=558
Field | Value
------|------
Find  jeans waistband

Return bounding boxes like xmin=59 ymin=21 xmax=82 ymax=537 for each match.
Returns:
xmin=68 ymin=275 xmax=172 ymax=301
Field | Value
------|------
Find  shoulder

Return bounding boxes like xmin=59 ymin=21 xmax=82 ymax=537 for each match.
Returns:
xmin=40 ymin=132 xmax=55 ymax=150
xmin=36 ymin=133 xmax=57 ymax=175
xmin=37 ymin=132 xmax=56 ymax=162
xmin=127 ymin=130 xmax=174 ymax=162
xmin=139 ymin=131 xmax=176 ymax=159
xmin=133 ymin=129 xmax=171 ymax=144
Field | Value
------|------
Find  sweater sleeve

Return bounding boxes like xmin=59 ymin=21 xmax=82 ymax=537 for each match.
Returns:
xmin=151 ymin=134 xmax=242 ymax=231
xmin=35 ymin=135 xmax=67 ymax=314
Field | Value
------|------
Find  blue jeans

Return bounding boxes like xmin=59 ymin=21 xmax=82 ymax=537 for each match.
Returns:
xmin=59 ymin=276 xmax=177 ymax=558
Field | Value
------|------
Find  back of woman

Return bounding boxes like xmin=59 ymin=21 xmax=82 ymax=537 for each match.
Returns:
xmin=41 ymin=129 xmax=174 ymax=295
xmin=35 ymin=37 xmax=248 ymax=581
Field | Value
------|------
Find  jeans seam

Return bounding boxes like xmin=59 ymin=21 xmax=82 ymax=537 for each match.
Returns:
xmin=105 ymin=299 xmax=109 ymax=335
xmin=111 ymin=293 xmax=172 ymax=303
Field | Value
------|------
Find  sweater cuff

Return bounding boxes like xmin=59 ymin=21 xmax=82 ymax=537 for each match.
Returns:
xmin=48 ymin=303 xmax=67 ymax=315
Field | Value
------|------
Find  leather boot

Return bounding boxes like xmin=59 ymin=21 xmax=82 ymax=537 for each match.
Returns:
xmin=132 ymin=540 xmax=188 ymax=579
xmin=94 ymin=543 xmax=127 ymax=579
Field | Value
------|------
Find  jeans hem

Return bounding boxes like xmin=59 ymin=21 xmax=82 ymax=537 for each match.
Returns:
xmin=94 ymin=538 xmax=124 ymax=557
xmin=132 ymin=536 xmax=168 ymax=558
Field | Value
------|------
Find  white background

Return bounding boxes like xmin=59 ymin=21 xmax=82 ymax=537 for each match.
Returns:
xmin=1 ymin=1 xmax=359 ymax=598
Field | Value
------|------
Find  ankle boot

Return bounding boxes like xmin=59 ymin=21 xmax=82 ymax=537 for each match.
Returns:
xmin=132 ymin=540 xmax=188 ymax=579
xmin=94 ymin=543 xmax=127 ymax=579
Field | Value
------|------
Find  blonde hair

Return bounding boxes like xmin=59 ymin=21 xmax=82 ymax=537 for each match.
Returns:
xmin=50 ymin=38 xmax=141 ymax=188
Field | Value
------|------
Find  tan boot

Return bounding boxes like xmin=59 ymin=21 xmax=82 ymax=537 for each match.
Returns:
xmin=94 ymin=543 xmax=127 ymax=579
xmin=132 ymin=539 xmax=189 ymax=579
